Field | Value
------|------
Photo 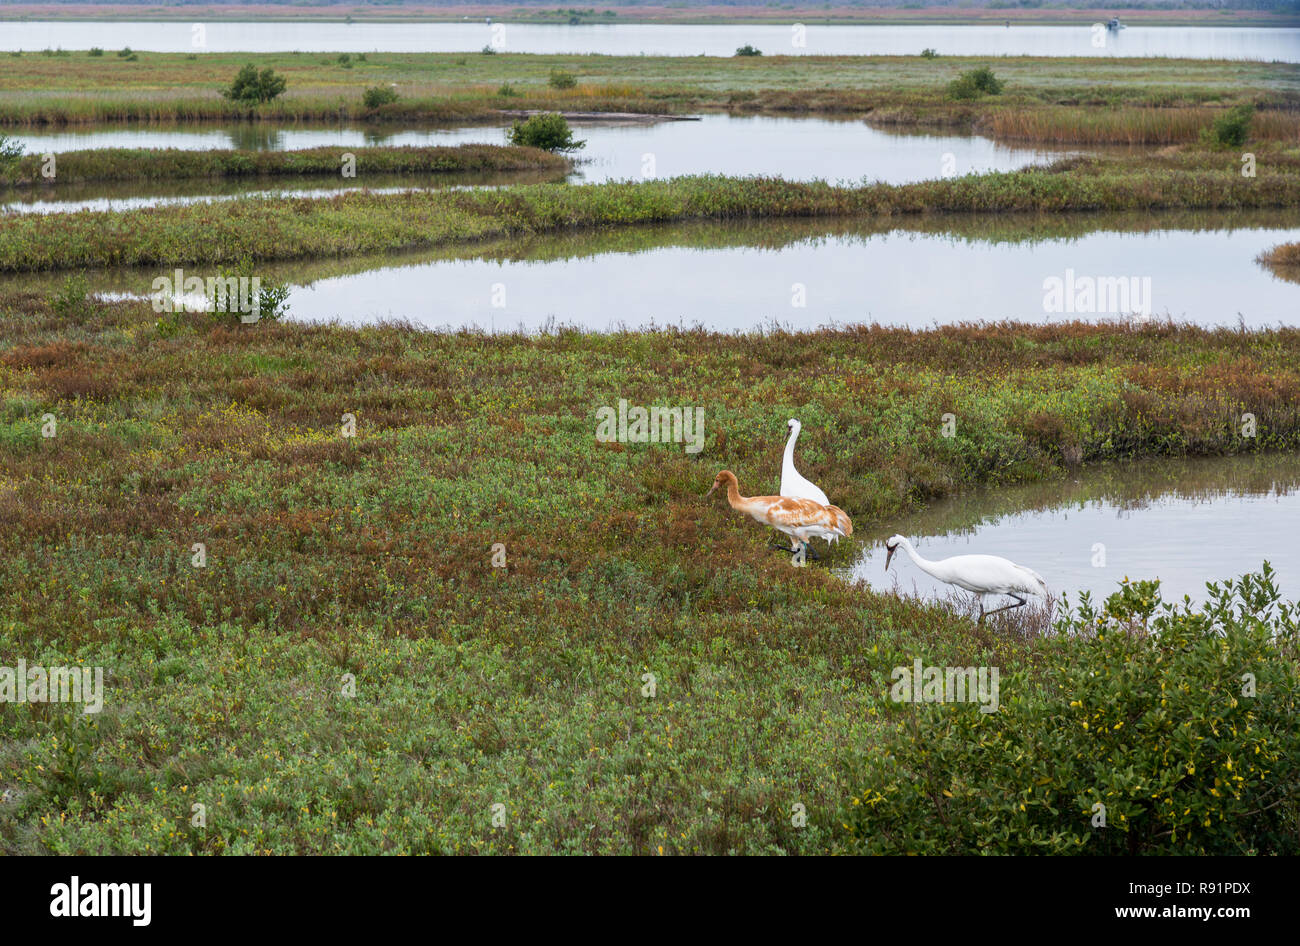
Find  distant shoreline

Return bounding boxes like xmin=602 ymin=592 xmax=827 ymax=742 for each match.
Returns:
xmin=3 ymin=6 xmax=1300 ymax=29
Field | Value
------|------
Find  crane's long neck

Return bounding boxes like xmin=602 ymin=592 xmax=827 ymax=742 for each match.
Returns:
xmin=724 ymin=480 xmax=765 ymax=517
xmin=897 ymin=538 xmax=952 ymax=582
xmin=782 ymin=427 xmax=799 ymax=473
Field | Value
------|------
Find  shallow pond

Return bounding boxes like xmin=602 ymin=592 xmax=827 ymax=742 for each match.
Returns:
xmin=846 ymin=453 xmax=1300 ymax=609
xmin=5 ymin=21 xmax=1299 ymax=61
xmin=5 ymin=211 xmax=1297 ymax=330
xmin=152 ymin=211 xmax=1300 ymax=331
xmin=3 ymin=115 xmax=1072 ymax=198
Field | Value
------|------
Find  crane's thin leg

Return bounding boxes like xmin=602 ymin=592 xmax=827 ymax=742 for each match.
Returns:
xmin=769 ymin=530 xmax=799 ymax=553
xmin=804 ymin=543 xmax=821 ymax=562
xmin=977 ymin=599 xmax=986 ymax=626
xmin=982 ymin=595 xmax=1028 ymax=619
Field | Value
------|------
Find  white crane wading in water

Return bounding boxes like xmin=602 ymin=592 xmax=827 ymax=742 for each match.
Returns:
xmin=883 ymin=534 xmax=1048 ymax=625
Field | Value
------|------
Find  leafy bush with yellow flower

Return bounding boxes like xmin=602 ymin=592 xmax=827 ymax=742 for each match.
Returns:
xmin=839 ymin=565 xmax=1300 ymax=854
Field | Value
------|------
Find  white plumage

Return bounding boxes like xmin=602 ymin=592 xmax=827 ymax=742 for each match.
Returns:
xmin=779 ymin=418 xmax=829 ymax=506
xmin=884 ymin=534 xmax=1049 ymax=624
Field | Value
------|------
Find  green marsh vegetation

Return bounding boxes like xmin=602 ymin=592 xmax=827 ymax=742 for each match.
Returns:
xmin=0 ymin=292 xmax=1297 ymax=853
xmin=221 ymin=64 xmax=288 ymax=105
xmin=1 ymin=43 xmax=1298 ymax=855
xmin=4 ymin=143 xmax=1300 ymax=273
xmin=0 ymin=134 xmax=22 ymax=166
xmin=1208 ymin=103 xmax=1256 ymax=147
xmin=0 ymin=144 xmax=570 ymax=188
xmin=0 ymin=51 xmax=1295 ymax=147
xmin=505 ymin=113 xmax=586 ymax=153
xmin=947 ymin=66 xmax=1004 ymax=100
xmin=362 ymin=85 xmax=400 ymax=109
xmin=547 ymin=69 xmax=578 ymax=90
xmin=0 ymin=167 xmax=569 ymax=218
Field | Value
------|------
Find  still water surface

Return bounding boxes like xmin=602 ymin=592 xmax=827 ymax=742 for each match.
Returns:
xmin=4 ymin=22 xmax=1298 ymax=61
xmin=268 ymin=214 xmax=1300 ymax=331
xmin=847 ymin=453 xmax=1300 ymax=608
xmin=6 ymin=213 xmax=1293 ymax=331
xmin=3 ymin=115 xmax=1071 ymax=199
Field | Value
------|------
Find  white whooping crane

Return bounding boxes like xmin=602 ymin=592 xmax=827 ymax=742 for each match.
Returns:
xmin=709 ymin=470 xmax=852 ymax=560
xmin=780 ymin=418 xmax=830 ymax=506
xmin=777 ymin=418 xmax=832 ymax=556
xmin=883 ymin=534 xmax=1048 ymax=625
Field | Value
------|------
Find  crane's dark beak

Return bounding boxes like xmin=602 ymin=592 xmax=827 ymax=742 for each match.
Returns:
xmin=884 ymin=545 xmax=896 ymax=572
xmin=705 ymin=481 xmax=718 ymax=497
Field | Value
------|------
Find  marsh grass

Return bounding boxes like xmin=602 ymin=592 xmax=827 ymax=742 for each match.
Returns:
xmin=1260 ymin=241 xmax=1300 ymax=267
xmin=1258 ymin=240 xmax=1300 ymax=285
xmin=4 ymin=144 xmax=1299 ymax=273
xmin=0 ymin=51 xmax=1295 ymax=145
xmin=0 ymin=144 xmax=569 ymax=188
xmin=981 ymin=105 xmax=1300 ymax=145
xmin=1 ymin=291 xmax=1297 ymax=853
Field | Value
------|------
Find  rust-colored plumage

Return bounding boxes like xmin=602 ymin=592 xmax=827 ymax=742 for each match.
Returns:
xmin=707 ymin=470 xmax=852 ymax=554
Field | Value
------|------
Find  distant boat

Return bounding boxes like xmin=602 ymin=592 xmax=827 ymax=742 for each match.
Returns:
xmin=1106 ymin=17 xmax=1126 ymax=31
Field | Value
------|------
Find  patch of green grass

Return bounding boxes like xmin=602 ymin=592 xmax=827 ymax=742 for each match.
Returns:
xmin=0 ymin=144 xmax=569 ymax=188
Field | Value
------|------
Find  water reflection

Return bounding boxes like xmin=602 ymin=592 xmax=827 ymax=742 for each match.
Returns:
xmin=6 ymin=115 xmax=1077 ymax=186
xmin=208 ymin=212 xmax=1300 ymax=330
xmin=2 ymin=210 xmax=1297 ymax=330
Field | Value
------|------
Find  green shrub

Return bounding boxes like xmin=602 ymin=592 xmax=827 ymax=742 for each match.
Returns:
xmin=921 ymin=48 xmax=939 ymax=58
xmin=337 ymin=53 xmax=353 ymax=69
xmin=548 ymin=69 xmax=578 ymax=90
xmin=497 ymin=82 xmax=519 ymax=97
xmin=506 ymin=112 xmax=585 ymax=153
xmin=735 ymin=44 xmax=763 ymax=57
xmin=51 ymin=275 xmax=91 ymax=321
xmin=481 ymin=44 xmax=497 ymax=55
xmin=0 ymin=134 xmax=22 ymax=166
xmin=839 ymin=567 xmax=1300 ymax=854
xmin=1209 ymin=104 xmax=1254 ymax=148
xmin=948 ymin=66 xmax=1004 ymax=100
xmin=362 ymin=85 xmax=399 ymax=108
xmin=88 ymin=47 xmax=104 ymax=57
xmin=250 ymin=281 xmax=291 ymax=322
xmin=204 ymin=265 xmax=292 ymax=324
xmin=222 ymin=64 xmax=288 ymax=105
xmin=117 ymin=47 xmax=133 ymax=58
